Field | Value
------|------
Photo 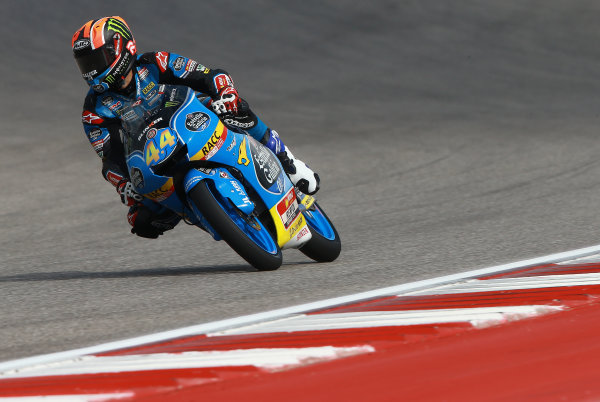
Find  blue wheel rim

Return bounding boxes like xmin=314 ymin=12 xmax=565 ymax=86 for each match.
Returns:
xmin=303 ymin=204 xmax=336 ymax=240
xmin=210 ymin=188 xmax=279 ymax=255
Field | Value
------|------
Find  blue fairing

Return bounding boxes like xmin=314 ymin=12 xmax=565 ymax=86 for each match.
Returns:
xmin=124 ymin=86 xmax=290 ymax=237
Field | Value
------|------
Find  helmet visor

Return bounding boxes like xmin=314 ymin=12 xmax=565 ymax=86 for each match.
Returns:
xmin=75 ymin=47 xmax=116 ymax=81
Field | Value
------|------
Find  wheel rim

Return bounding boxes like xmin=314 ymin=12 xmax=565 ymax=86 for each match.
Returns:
xmin=303 ymin=204 xmax=336 ymax=240
xmin=209 ymin=187 xmax=280 ymax=255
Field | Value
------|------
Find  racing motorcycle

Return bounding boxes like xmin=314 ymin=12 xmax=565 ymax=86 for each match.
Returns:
xmin=122 ymin=84 xmax=341 ymax=270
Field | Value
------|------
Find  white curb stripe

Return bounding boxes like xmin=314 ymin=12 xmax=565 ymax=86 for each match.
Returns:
xmin=410 ymin=273 xmax=600 ymax=295
xmin=1 ymin=246 xmax=600 ymax=374
xmin=0 ymin=394 xmax=133 ymax=402
xmin=1 ymin=347 xmax=374 ymax=379
xmin=210 ymin=306 xmax=563 ymax=335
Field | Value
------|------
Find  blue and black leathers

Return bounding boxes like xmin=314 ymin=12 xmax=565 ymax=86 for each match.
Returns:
xmin=80 ymin=51 xmax=271 ymax=238
xmin=81 ymin=51 xmax=269 ymax=188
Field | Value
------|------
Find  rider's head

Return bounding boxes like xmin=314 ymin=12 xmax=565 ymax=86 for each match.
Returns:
xmin=72 ymin=16 xmax=137 ymax=93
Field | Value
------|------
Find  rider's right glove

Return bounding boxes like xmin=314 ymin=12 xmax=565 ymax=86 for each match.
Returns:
xmin=116 ymin=179 xmax=143 ymax=207
xmin=210 ymin=86 xmax=241 ymax=116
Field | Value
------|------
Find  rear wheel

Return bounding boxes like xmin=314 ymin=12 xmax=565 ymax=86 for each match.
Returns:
xmin=300 ymin=202 xmax=341 ymax=262
xmin=189 ymin=180 xmax=282 ymax=271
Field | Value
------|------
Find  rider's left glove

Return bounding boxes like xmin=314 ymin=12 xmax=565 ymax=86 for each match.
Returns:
xmin=116 ymin=179 xmax=143 ymax=207
xmin=211 ymin=86 xmax=241 ymax=116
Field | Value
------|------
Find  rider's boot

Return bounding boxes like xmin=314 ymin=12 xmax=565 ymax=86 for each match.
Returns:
xmin=261 ymin=129 xmax=320 ymax=195
xmin=128 ymin=201 xmax=181 ymax=239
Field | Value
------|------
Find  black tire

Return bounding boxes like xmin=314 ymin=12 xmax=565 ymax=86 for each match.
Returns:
xmin=300 ymin=203 xmax=341 ymax=262
xmin=189 ymin=180 xmax=283 ymax=271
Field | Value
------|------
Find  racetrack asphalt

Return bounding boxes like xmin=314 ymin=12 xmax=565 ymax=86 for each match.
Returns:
xmin=3 ymin=0 xmax=600 ymax=361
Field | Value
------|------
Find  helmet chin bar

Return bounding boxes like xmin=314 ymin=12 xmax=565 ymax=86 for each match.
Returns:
xmin=88 ymin=50 xmax=134 ymax=93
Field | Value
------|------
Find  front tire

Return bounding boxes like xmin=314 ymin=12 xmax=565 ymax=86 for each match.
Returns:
xmin=300 ymin=202 xmax=341 ymax=262
xmin=189 ymin=180 xmax=282 ymax=271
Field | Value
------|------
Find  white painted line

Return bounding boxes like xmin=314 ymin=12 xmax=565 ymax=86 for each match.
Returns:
xmin=1 ymin=346 xmax=374 ymax=379
xmin=210 ymin=306 xmax=563 ymax=335
xmin=2 ymin=243 xmax=600 ymax=374
xmin=558 ymin=253 xmax=600 ymax=265
xmin=410 ymin=273 xmax=600 ymax=295
xmin=0 ymin=394 xmax=133 ymax=402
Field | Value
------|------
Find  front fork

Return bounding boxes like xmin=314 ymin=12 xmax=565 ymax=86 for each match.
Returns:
xmin=183 ymin=167 xmax=256 ymax=240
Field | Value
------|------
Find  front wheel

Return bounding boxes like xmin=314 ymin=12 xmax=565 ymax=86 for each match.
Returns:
xmin=300 ymin=202 xmax=341 ymax=262
xmin=188 ymin=180 xmax=282 ymax=271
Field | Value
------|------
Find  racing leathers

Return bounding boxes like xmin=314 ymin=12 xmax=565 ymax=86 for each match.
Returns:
xmin=81 ymin=51 xmax=319 ymax=238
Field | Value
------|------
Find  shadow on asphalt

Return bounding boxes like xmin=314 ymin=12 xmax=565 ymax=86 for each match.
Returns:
xmin=0 ymin=263 xmax=311 ymax=282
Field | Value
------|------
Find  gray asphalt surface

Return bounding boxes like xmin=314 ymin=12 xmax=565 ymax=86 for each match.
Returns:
xmin=2 ymin=0 xmax=600 ymax=361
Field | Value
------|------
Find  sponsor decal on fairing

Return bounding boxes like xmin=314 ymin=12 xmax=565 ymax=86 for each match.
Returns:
xmin=276 ymin=188 xmax=300 ymax=229
xmin=185 ymin=112 xmax=210 ymax=132
xmin=248 ymin=137 xmax=282 ymax=192
xmin=130 ymin=167 xmax=144 ymax=188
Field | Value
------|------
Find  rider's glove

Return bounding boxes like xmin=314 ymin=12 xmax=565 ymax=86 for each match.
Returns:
xmin=211 ymin=86 xmax=241 ymax=116
xmin=116 ymin=179 xmax=143 ymax=207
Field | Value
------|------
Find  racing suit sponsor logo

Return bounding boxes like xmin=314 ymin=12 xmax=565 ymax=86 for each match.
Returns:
xmin=101 ymin=96 xmax=122 ymax=111
xmin=168 ymin=88 xmax=178 ymax=101
xmin=139 ymin=117 xmax=163 ymax=140
xmin=155 ymin=52 xmax=169 ymax=72
xmin=223 ymin=118 xmax=255 ymax=129
xmin=106 ymin=171 xmax=124 ymax=186
xmin=185 ymin=60 xmax=197 ymax=72
xmin=91 ymin=134 xmax=108 ymax=157
xmin=142 ymin=81 xmax=155 ymax=95
xmin=185 ymin=111 xmax=210 ymax=131
xmin=213 ymin=73 xmax=233 ymax=91
xmin=196 ymin=64 xmax=208 ymax=73
xmin=82 ymin=110 xmax=104 ymax=124
xmin=88 ymin=128 xmax=103 ymax=141
xmin=173 ymin=57 xmax=185 ymax=71
xmin=138 ymin=67 xmax=149 ymax=81
xmin=146 ymin=128 xmax=157 ymax=139
xmin=92 ymin=84 xmax=106 ymax=93
xmin=121 ymin=110 xmax=137 ymax=121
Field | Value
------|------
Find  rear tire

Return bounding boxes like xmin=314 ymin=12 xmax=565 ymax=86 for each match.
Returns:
xmin=300 ymin=203 xmax=341 ymax=262
xmin=189 ymin=180 xmax=282 ymax=271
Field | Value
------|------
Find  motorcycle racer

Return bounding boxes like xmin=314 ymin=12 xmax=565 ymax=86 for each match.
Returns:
xmin=72 ymin=16 xmax=320 ymax=239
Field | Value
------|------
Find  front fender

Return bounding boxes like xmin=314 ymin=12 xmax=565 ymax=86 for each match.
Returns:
xmin=183 ymin=167 xmax=255 ymax=215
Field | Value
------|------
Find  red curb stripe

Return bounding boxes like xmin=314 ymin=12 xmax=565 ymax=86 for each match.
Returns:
xmin=0 ymin=366 xmax=261 ymax=398
xmin=154 ymin=302 xmax=600 ymax=402
xmin=313 ymin=285 xmax=600 ymax=314
xmin=99 ymin=323 xmax=471 ymax=356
